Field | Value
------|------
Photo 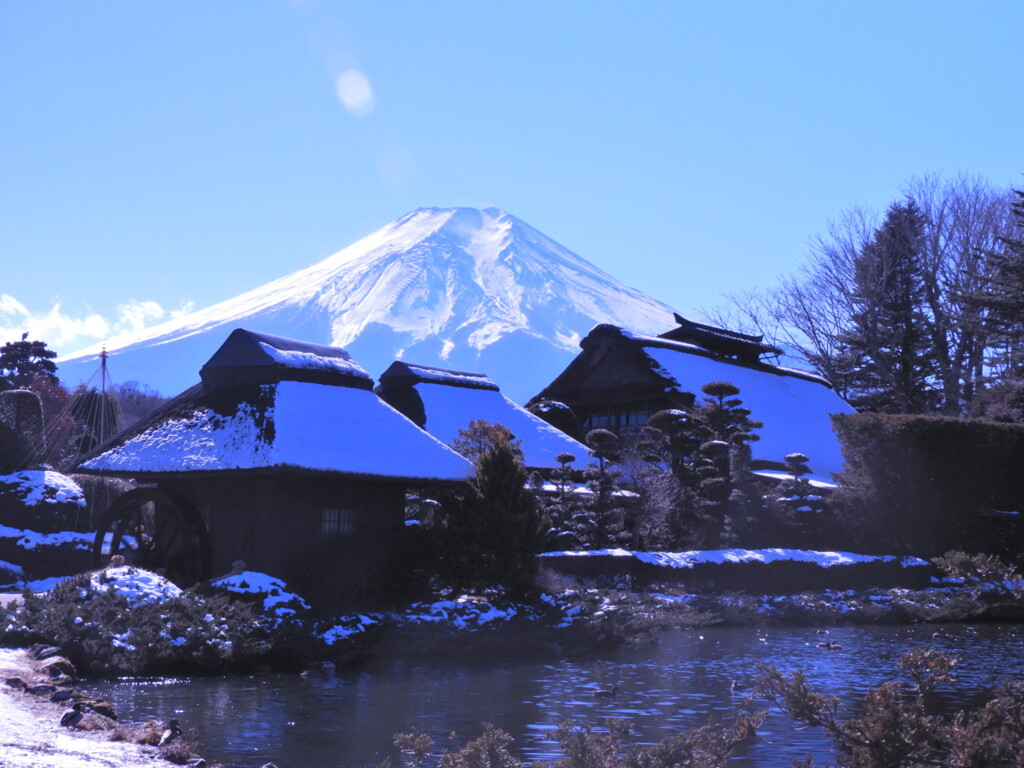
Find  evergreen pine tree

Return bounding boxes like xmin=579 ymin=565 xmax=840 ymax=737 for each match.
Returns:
xmin=582 ymin=428 xmax=631 ymax=548
xmin=440 ymin=421 xmax=544 ymax=594
xmin=539 ymin=452 xmax=591 ymax=549
xmin=773 ymin=452 xmax=826 ymax=546
xmin=838 ymin=200 xmax=939 ymax=412
xmin=639 ymin=384 xmax=763 ymax=549
xmin=970 ymin=189 xmax=1024 ymax=378
xmin=0 ymin=338 xmax=58 ymax=391
xmin=690 ymin=382 xmax=763 ymax=547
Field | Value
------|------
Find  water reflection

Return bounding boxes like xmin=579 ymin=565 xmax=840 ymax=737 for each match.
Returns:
xmin=86 ymin=624 xmax=1024 ymax=767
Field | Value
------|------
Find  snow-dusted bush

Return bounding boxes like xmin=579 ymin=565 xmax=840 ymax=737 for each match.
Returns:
xmin=1 ymin=567 xmax=272 ymax=675
xmin=207 ymin=569 xmax=310 ymax=624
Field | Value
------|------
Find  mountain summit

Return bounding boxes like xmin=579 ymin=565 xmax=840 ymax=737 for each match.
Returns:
xmin=58 ymin=207 xmax=677 ymax=402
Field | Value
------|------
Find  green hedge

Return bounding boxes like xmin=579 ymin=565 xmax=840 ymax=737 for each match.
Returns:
xmin=831 ymin=413 xmax=1024 ymax=558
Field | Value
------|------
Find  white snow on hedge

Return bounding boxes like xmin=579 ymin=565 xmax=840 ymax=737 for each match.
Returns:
xmin=211 ymin=570 xmax=310 ymax=617
xmin=0 ymin=471 xmax=86 ymax=507
xmin=81 ymin=380 xmax=474 ymax=482
xmin=320 ymin=614 xmax=379 ymax=644
xmin=752 ymin=470 xmax=839 ymax=490
xmin=540 ymin=548 xmax=929 ymax=568
xmin=89 ymin=565 xmax=184 ymax=605
xmin=632 ymin=338 xmax=854 ymax=482
xmin=0 ymin=523 xmax=92 ymax=552
xmin=414 ymin=381 xmax=588 ymax=469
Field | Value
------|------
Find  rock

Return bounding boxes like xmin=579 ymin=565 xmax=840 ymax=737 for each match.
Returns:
xmin=41 ymin=655 xmax=77 ymax=681
xmin=5 ymin=676 xmax=26 ymax=690
xmin=49 ymin=689 xmax=78 ymax=703
xmin=79 ymin=695 xmax=118 ymax=720
xmin=27 ymin=644 xmax=61 ymax=660
xmin=26 ymin=683 xmax=57 ymax=696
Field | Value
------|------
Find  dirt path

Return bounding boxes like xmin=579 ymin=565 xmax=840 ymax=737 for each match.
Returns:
xmin=0 ymin=648 xmax=165 ymax=768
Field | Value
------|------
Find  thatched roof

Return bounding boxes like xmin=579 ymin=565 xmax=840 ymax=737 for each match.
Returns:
xmin=534 ymin=324 xmax=854 ymax=482
xmin=73 ymin=329 xmax=473 ymax=484
xmin=378 ymin=361 xmax=587 ymax=470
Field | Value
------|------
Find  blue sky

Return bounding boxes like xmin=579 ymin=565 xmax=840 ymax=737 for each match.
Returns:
xmin=2 ymin=1 xmax=1022 ymax=355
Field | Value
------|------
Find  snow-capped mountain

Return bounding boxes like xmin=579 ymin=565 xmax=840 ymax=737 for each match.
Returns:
xmin=58 ymin=207 xmax=677 ymax=402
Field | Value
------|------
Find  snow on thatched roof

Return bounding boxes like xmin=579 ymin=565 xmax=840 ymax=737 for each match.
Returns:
xmin=379 ymin=361 xmax=499 ymax=390
xmin=77 ymin=331 xmax=473 ymax=483
xmin=379 ymin=361 xmax=587 ymax=470
xmin=78 ymin=380 xmax=472 ymax=482
xmin=623 ymin=330 xmax=854 ymax=481
xmin=201 ymin=328 xmax=372 ymax=389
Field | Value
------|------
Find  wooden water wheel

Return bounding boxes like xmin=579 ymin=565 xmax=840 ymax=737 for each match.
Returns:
xmin=93 ymin=487 xmax=212 ymax=587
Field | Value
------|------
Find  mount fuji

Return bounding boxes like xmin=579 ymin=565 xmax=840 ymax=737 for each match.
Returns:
xmin=58 ymin=207 xmax=678 ymax=403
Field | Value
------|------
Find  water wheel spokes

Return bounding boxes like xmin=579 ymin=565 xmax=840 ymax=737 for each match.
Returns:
xmin=93 ymin=487 xmax=212 ymax=587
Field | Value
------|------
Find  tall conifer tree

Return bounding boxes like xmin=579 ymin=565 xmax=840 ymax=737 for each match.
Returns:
xmin=839 ymin=200 xmax=938 ymax=412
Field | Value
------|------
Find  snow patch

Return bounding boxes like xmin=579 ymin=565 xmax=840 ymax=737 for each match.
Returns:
xmin=88 ymin=565 xmax=184 ymax=605
xmin=258 ymin=341 xmax=370 ymax=379
xmin=540 ymin=548 xmax=930 ymax=569
xmin=0 ymin=471 xmax=86 ymax=507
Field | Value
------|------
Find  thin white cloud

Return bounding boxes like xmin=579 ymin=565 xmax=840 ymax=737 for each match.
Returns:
xmin=116 ymin=300 xmax=165 ymax=335
xmin=335 ymin=69 xmax=374 ymax=117
xmin=0 ymin=294 xmax=29 ymax=318
xmin=0 ymin=294 xmax=194 ymax=355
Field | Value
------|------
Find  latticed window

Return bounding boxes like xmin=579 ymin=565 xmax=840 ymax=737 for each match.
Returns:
xmin=322 ymin=507 xmax=356 ymax=536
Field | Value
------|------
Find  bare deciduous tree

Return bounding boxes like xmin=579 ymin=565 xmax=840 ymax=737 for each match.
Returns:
xmin=707 ymin=174 xmax=1015 ymax=414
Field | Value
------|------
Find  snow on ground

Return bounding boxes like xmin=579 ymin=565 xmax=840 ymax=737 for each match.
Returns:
xmin=88 ymin=566 xmax=183 ymax=605
xmin=0 ymin=471 xmax=86 ymax=507
xmin=318 ymin=594 xmax=557 ymax=643
xmin=540 ymin=548 xmax=929 ymax=568
xmin=0 ymin=649 xmax=163 ymax=768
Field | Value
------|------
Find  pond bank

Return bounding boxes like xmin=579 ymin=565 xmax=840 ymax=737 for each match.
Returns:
xmin=0 ymin=648 xmax=173 ymax=768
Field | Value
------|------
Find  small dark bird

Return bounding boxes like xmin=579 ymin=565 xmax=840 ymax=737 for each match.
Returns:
xmin=60 ymin=702 xmax=84 ymax=728
xmin=594 ymin=684 xmax=619 ymax=699
xmin=159 ymin=718 xmax=183 ymax=746
xmin=817 ymin=641 xmax=843 ymax=651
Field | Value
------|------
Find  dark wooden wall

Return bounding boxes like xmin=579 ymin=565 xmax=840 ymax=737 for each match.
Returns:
xmin=168 ymin=474 xmax=405 ymax=609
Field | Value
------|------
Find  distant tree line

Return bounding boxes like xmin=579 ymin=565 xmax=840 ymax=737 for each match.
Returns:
xmin=0 ymin=337 xmax=169 ymax=474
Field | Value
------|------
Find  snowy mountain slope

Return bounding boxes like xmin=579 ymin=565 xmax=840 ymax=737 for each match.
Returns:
xmin=57 ymin=207 xmax=678 ymax=402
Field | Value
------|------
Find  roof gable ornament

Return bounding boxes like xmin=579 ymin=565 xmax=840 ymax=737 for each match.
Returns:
xmin=659 ymin=313 xmax=782 ymax=364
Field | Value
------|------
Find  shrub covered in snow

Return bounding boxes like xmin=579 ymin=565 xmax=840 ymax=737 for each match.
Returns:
xmin=0 ymin=567 xmax=274 ymax=675
xmin=206 ymin=569 xmax=311 ymax=624
xmin=0 ymin=470 xmax=87 ymax=532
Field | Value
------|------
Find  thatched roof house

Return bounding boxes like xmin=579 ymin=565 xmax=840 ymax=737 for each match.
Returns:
xmin=531 ymin=319 xmax=855 ymax=483
xmin=75 ymin=329 xmax=472 ymax=606
xmin=377 ymin=361 xmax=588 ymax=471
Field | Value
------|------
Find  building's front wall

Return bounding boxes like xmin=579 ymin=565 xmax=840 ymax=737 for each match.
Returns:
xmin=166 ymin=474 xmax=405 ymax=608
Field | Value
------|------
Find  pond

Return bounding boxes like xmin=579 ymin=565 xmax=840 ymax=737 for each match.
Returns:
xmin=85 ymin=623 xmax=1024 ymax=767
